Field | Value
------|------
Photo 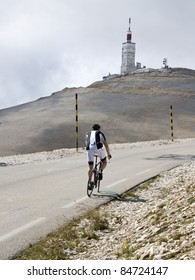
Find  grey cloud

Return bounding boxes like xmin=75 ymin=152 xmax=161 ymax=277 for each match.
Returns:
xmin=0 ymin=0 xmax=195 ymax=109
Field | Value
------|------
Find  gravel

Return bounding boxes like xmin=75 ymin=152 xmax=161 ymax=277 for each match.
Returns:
xmin=0 ymin=138 xmax=194 ymax=166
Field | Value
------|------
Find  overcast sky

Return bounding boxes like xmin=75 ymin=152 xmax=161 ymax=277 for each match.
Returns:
xmin=0 ymin=0 xmax=194 ymax=109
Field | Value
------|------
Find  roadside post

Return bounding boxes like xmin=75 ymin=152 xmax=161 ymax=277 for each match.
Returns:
xmin=75 ymin=94 xmax=79 ymax=152
xmin=170 ymin=105 xmax=174 ymax=141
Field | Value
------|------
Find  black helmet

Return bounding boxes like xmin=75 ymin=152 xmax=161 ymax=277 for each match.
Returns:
xmin=92 ymin=124 xmax=101 ymax=130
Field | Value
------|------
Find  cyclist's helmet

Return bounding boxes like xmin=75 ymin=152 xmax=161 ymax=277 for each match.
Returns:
xmin=92 ymin=124 xmax=101 ymax=130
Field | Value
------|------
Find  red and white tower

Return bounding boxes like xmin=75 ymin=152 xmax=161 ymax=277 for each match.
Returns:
xmin=121 ymin=18 xmax=136 ymax=74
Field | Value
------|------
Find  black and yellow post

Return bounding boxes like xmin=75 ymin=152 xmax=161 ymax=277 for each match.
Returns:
xmin=75 ymin=94 xmax=79 ymax=152
xmin=170 ymin=105 xmax=174 ymax=141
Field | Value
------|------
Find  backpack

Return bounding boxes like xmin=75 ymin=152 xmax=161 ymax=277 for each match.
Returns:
xmin=86 ymin=131 xmax=103 ymax=150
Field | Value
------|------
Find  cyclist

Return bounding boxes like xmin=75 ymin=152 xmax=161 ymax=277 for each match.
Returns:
xmin=85 ymin=124 xmax=112 ymax=190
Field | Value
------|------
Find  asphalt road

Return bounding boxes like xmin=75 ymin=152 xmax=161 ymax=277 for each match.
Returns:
xmin=0 ymin=140 xmax=194 ymax=259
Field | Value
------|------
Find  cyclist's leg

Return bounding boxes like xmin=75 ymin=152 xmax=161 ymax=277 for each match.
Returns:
xmin=101 ymin=157 xmax=107 ymax=171
xmin=88 ymin=162 xmax=93 ymax=182
xmin=87 ymin=149 xmax=94 ymax=182
xmin=97 ymin=149 xmax=107 ymax=177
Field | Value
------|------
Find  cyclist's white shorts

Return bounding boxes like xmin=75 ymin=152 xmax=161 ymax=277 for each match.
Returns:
xmin=87 ymin=145 xmax=106 ymax=165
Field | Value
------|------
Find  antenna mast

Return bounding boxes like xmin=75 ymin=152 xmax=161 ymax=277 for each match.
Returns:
xmin=127 ymin=17 xmax=132 ymax=41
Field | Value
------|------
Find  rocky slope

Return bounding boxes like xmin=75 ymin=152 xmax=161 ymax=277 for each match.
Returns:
xmin=68 ymin=161 xmax=195 ymax=260
xmin=0 ymin=68 xmax=195 ymax=156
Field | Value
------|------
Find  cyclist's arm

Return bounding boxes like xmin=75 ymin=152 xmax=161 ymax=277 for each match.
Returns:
xmin=103 ymin=140 xmax=111 ymax=158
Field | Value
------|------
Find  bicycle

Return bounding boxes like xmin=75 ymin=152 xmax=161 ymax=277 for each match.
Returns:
xmin=87 ymin=155 xmax=102 ymax=197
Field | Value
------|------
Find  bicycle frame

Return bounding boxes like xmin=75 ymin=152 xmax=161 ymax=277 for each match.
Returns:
xmin=93 ymin=155 xmax=102 ymax=190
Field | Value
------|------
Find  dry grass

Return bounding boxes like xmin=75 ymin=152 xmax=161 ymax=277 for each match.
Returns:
xmin=15 ymin=208 xmax=110 ymax=260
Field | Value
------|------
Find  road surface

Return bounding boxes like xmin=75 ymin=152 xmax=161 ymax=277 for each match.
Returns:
xmin=0 ymin=140 xmax=194 ymax=259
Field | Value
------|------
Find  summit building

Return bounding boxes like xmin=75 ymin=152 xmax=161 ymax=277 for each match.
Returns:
xmin=121 ymin=18 xmax=136 ymax=74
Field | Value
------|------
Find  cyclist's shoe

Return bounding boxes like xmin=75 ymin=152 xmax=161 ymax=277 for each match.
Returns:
xmin=98 ymin=170 xmax=103 ymax=180
xmin=87 ymin=181 xmax=93 ymax=190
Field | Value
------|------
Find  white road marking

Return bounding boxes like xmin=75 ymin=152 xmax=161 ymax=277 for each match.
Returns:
xmin=0 ymin=217 xmax=46 ymax=243
xmin=0 ymin=212 xmax=8 ymax=216
xmin=47 ymin=167 xmax=66 ymax=173
xmin=136 ymin=169 xmax=151 ymax=176
xmin=106 ymin=178 xmax=128 ymax=189
xmin=62 ymin=196 xmax=88 ymax=209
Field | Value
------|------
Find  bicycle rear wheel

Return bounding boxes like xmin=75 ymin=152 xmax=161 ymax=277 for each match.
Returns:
xmin=87 ymin=169 xmax=97 ymax=197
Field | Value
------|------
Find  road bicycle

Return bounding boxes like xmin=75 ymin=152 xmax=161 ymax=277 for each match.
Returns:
xmin=87 ymin=155 xmax=102 ymax=197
